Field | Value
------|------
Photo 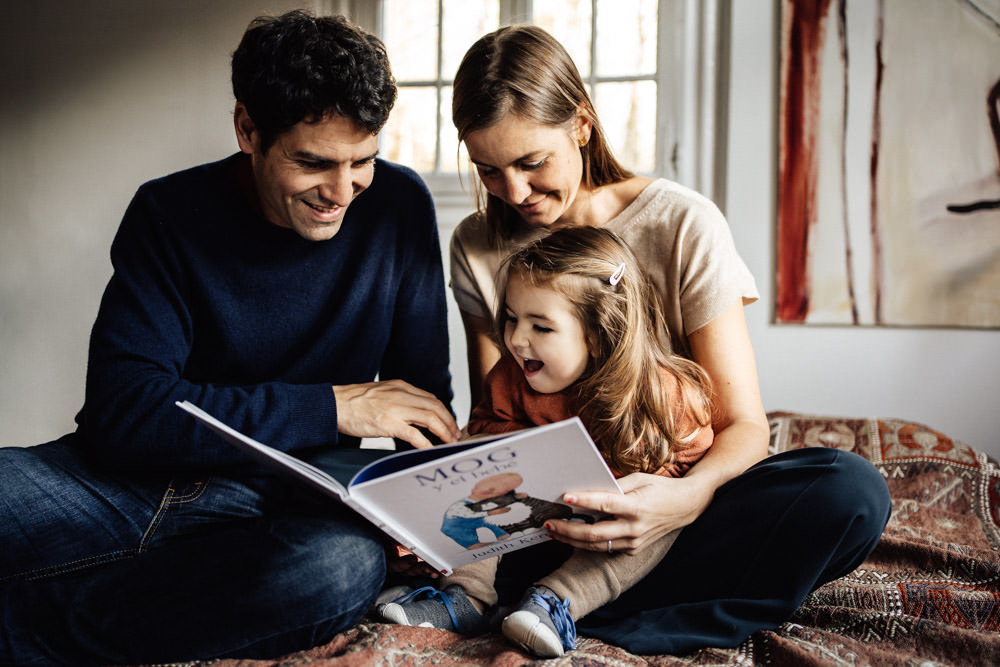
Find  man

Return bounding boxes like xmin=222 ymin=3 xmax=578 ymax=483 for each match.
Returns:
xmin=0 ymin=11 xmax=458 ymax=665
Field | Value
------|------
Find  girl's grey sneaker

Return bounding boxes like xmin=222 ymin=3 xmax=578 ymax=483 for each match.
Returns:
xmin=501 ymin=585 xmax=576 ymax=657
xmin=373 ymin=583 xmax=413 ymax=607
xmin=377 ymin=584 xmax=485 ymax=635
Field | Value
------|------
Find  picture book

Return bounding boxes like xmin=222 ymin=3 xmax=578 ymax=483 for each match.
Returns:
xmin=175 ymin=400 xmax=623 ymax=575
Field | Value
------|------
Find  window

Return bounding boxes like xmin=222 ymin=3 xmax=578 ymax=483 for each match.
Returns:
xmin=328 ymin=0 xmax=729 ymax=203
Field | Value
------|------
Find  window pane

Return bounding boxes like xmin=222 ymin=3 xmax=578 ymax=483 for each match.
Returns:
xmin=383 ymin=0 xmax=438 ymax=81
xmin=532 ymin=0 xmax=592 ymax=77
xmin=382 ymin=86 xmax=438 ymax=172
xmin=442 ymin=0 xmax=499 ymax=80
xmin=595 ymin=0 xmax=658 ymax=77
xmin=595 ymin=80 xmax=656 ymax=173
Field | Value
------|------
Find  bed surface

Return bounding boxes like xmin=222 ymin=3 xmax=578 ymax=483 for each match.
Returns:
xmin=154 ymin=412 xmax=1000 ymax=666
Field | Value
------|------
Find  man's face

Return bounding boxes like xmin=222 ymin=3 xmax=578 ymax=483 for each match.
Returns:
xmin=235 ymin=105 xmax=379 ymax=241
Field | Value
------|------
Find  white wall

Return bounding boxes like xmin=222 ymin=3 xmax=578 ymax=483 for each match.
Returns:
xmin=726 ymin=2 xmax=999 ymax=457
xmin=1 ymin=2 xmax=996 ymax=460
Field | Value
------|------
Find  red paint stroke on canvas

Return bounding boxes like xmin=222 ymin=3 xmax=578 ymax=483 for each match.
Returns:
xmin=777 ymin=0 xmax=832 ymax=323
xmin=835 ymin=0 xmax=860 ymax=324
xmin=869 ymin=0 xmax=885 ymax=325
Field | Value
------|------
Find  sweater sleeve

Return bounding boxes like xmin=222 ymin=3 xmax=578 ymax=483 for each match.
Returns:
xmin=374 ymin=169 xmax=455 ymax=446
xmin=77 ymin=185 xmax=341 ymax=468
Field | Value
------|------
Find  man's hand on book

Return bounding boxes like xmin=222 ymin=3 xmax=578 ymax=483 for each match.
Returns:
xmin=332 ymin=380 xmax=461 ymax=449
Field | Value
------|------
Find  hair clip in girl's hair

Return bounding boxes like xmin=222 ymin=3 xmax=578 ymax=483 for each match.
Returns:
xmin=608 ymin=262 xmax=626 ymax=286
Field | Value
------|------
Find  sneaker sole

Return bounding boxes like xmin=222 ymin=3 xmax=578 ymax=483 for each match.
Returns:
xmin=502 ymin=610 xmax=565 ymax=658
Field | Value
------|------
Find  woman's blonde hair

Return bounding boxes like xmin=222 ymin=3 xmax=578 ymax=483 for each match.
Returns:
xmin=452 ymin=25 xmax=634 ymax=245
xmin=495 ymin=227 xmax=714 ymax=475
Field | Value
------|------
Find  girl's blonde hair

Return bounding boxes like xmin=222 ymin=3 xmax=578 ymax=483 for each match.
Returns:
xmin=496 ymin=227 xmax=714 ymax=475
xmin=452 ymin=25 xmax=634 ymax=245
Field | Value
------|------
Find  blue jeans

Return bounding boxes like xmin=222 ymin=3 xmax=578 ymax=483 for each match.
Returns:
xmin=0 ymin=436 xmax=389 ymax=665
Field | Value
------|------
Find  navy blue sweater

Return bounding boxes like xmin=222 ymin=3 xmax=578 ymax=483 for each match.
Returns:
xmin=74 ymin=154 xmax=452 ymax=468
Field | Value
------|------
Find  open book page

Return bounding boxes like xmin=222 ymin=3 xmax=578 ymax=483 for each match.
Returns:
xmin=176 ymin=401 xmax=622 ymax=574
xmin=175 ymin=400 xmax=436 ymax=568
xmin=347 ymin=419 xmax=622 ymax=573
xmin=175 ymin=400 xmax=348 ymax=501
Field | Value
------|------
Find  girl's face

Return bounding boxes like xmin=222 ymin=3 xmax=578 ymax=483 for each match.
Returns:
xmin=463 ymin=113 xmax=591 ymax=228
xmin=503 ymin=273 xmax=592 ymax=394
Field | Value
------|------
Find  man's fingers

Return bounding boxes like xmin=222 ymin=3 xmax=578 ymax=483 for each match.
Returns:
xmin=381 ymin=404 xmax=459 ymax=448
xmin=374 ymin=380 xmax=460 ymax=442
xmin=408 ymin=403 xmax=461 ymax=443
xmin=333 ymin=380 xmax=460 ymax=444
xmin=393 ymin=423 xmax=434 ymax=450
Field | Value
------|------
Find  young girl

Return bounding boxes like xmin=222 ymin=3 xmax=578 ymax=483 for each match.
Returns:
xmin=379 ymin=226 xmax=715 ymax=657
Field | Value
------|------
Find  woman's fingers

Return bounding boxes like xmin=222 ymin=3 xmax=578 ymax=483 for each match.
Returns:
xmin=563 ymin=488 xmax=641 ymax=519
xmin=548 ymin=474 xmax=691 ymax=552
xmin=545 ymin=515 xmax=643 ymax=553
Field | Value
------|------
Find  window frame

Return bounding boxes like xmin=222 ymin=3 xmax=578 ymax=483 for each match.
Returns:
xmin=322 ymin=0 xmax=729 ymax=208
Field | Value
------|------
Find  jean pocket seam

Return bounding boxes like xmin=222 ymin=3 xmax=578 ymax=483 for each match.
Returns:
xmin=0 ymin=548 xmax=142 ymax=584
xmin=169 ymin=478 xmax=211 ymax=504
xmin=138 ymin=478 xmax=212 ymax=551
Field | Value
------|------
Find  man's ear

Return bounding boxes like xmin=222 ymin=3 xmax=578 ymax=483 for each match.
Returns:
xmin=233 ymin=102 xmax=258 ymax=155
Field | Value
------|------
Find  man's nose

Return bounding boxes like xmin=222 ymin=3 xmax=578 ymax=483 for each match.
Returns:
xmin=317 ymin=167 xmax=355 ymax=206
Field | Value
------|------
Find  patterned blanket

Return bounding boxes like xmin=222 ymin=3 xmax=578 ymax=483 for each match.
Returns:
xmin=164 ymin=413 xmax=1000 ymax=666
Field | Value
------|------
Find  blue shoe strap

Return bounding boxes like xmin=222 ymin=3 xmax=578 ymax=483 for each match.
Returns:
xmin=392 ymin=586 xmax=460 ymax=630
xmin=530 ymin=591 xmax=576 ymax=650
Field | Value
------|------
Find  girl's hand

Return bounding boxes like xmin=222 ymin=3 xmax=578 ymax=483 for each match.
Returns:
xmin=546 ymin=473 xmax=714 ymax=555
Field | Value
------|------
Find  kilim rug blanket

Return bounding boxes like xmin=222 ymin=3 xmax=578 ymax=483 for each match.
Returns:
xmin=142 ymin=413 xmax=1000 ymax=666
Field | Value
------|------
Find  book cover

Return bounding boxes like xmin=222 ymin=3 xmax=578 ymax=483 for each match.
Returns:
xmin=176 ymin=400 xmax=622 ymax=574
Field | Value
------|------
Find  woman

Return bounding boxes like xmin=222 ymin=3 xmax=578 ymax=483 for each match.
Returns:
xmin=447 ymin=25 xmax=890 ymax=655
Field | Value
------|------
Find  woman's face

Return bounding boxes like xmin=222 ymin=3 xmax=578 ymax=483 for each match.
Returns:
xmin=463 ymin=114 xmax=591 ymax=228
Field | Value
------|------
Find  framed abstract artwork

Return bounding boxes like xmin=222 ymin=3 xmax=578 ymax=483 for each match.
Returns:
xmin=777 ymin=0 xmax=1000 ymax=327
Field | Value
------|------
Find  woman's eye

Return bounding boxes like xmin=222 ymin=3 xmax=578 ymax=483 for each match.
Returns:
xmin=522 ymin=159 xmax=545 ymax=171
xmin=533 ymin=325 xmax=553 ymax=333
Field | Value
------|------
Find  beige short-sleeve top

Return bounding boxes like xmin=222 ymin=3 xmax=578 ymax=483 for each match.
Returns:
xmin=449 ymin=179 xmax=759 ymax=359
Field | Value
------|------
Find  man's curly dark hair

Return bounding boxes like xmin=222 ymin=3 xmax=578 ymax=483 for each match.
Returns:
xmin=231 ymin=10 xmax=397 ymax=152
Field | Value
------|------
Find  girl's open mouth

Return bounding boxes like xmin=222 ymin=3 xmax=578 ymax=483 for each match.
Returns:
xmin=523 ymin=359 xmax=544 ymax=373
